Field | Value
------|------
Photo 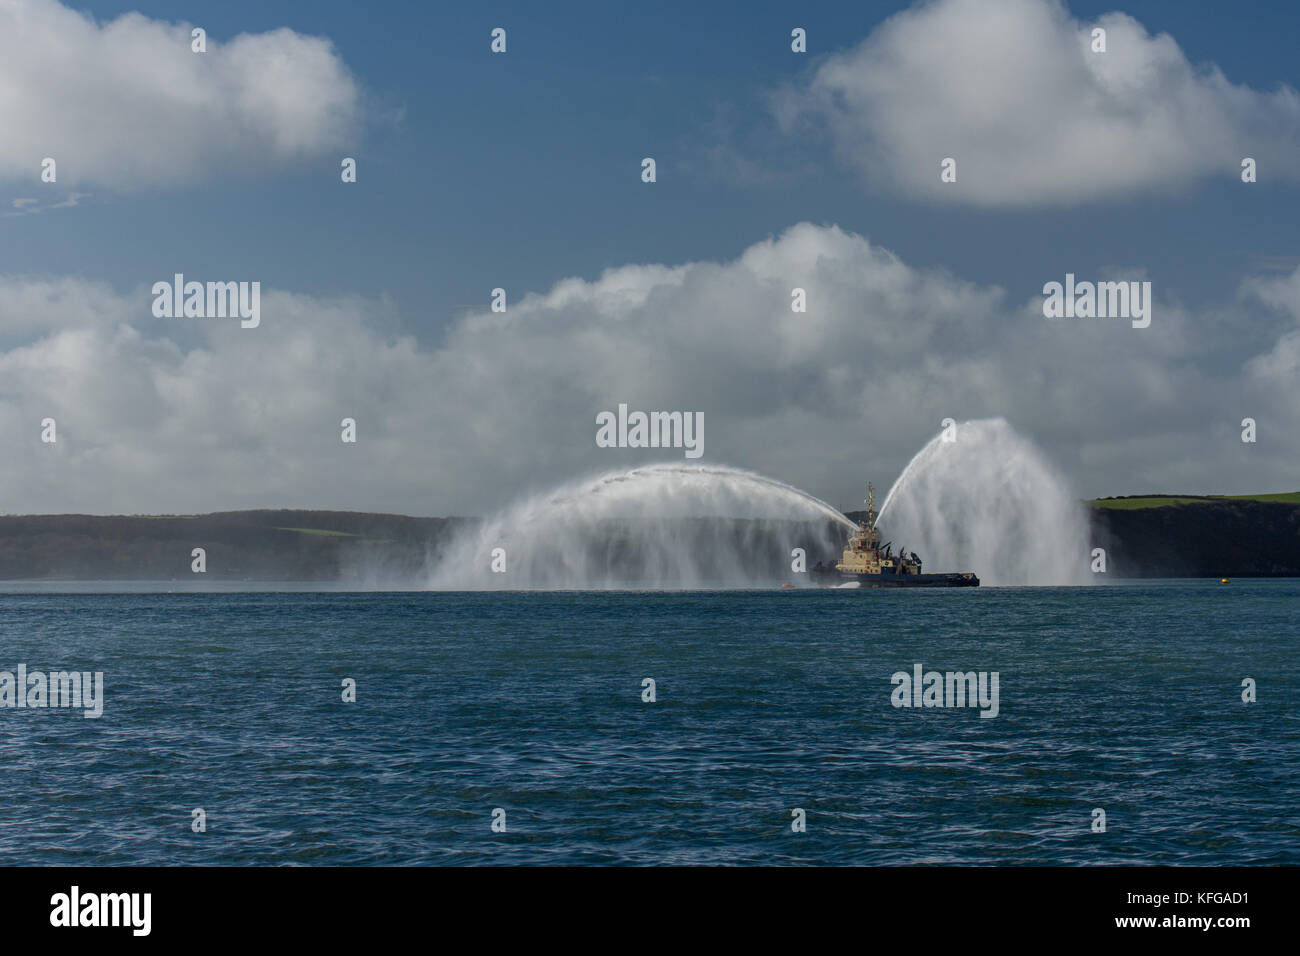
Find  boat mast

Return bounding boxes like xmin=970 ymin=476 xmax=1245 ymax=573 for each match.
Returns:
xmin=857 ymin=483 xmax=881 ymax=549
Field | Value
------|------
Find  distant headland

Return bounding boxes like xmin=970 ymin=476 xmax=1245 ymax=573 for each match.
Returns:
xmin=0 ymin=493 xmax=1296 ymax=581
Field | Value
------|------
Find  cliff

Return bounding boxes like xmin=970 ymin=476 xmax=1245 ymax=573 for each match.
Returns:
xmin=1087 ymin=496 xmax=1300 ymax=577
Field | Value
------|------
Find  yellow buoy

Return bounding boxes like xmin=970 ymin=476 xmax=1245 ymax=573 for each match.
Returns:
xmin=1220 ymin=578 xmax=1230 ymax=584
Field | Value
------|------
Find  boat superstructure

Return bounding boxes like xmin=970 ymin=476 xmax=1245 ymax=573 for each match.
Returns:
xmin=811 ymin=484 xmax=979 ymax=587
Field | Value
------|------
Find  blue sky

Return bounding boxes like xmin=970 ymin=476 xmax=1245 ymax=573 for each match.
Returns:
xmin=1 ymin=0 xmax=1298 ymax=516
xmin=10 ymin=0 xmax=1297 ymax=330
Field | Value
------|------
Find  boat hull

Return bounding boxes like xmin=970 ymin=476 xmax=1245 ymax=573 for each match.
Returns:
xmin=811 ymin=569 xmax=979 ymax=588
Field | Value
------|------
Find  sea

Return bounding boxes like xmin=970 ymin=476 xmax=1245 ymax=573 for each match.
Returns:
xmin=0 ymin=580 xmax=1295 ymax=866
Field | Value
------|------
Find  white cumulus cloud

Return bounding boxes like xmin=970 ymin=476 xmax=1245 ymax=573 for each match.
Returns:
xmin=0 ymin=223 xmax=1298 ymax=516
xmin=0 ymin=0 xmax=361 ymax=188
xmin=774 ymin=0 xmax=1300 ymax=205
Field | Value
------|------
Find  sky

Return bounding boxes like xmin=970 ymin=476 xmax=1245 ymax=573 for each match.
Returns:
xmin=1 ymin=0 xmax=1297 ymax=516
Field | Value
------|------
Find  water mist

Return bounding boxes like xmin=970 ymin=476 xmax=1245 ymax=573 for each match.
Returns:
xmin=877 ymin=418 xmax=1091 ymax=586
xmin=426 ymin=463 xmax=856 ymax=589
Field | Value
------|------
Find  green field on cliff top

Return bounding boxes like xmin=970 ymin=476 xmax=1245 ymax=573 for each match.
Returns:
xmin=1088 ymin=492 xmax=1300 ymax=509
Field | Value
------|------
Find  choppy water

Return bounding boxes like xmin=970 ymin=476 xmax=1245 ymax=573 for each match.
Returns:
xmin=0 ymin=581 xmax=1296 ymax=865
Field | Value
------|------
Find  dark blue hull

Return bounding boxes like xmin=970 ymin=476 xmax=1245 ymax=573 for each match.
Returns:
xmin=811 ymin=569 xmax=979 ymax=588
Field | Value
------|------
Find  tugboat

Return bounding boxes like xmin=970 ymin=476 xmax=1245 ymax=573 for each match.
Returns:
xmin=810 ymin=484 xmax=979 ymax=588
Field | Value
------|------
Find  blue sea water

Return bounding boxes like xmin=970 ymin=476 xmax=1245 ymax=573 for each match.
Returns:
xmin=0 ymin=581 xmax=1296 ymax=866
